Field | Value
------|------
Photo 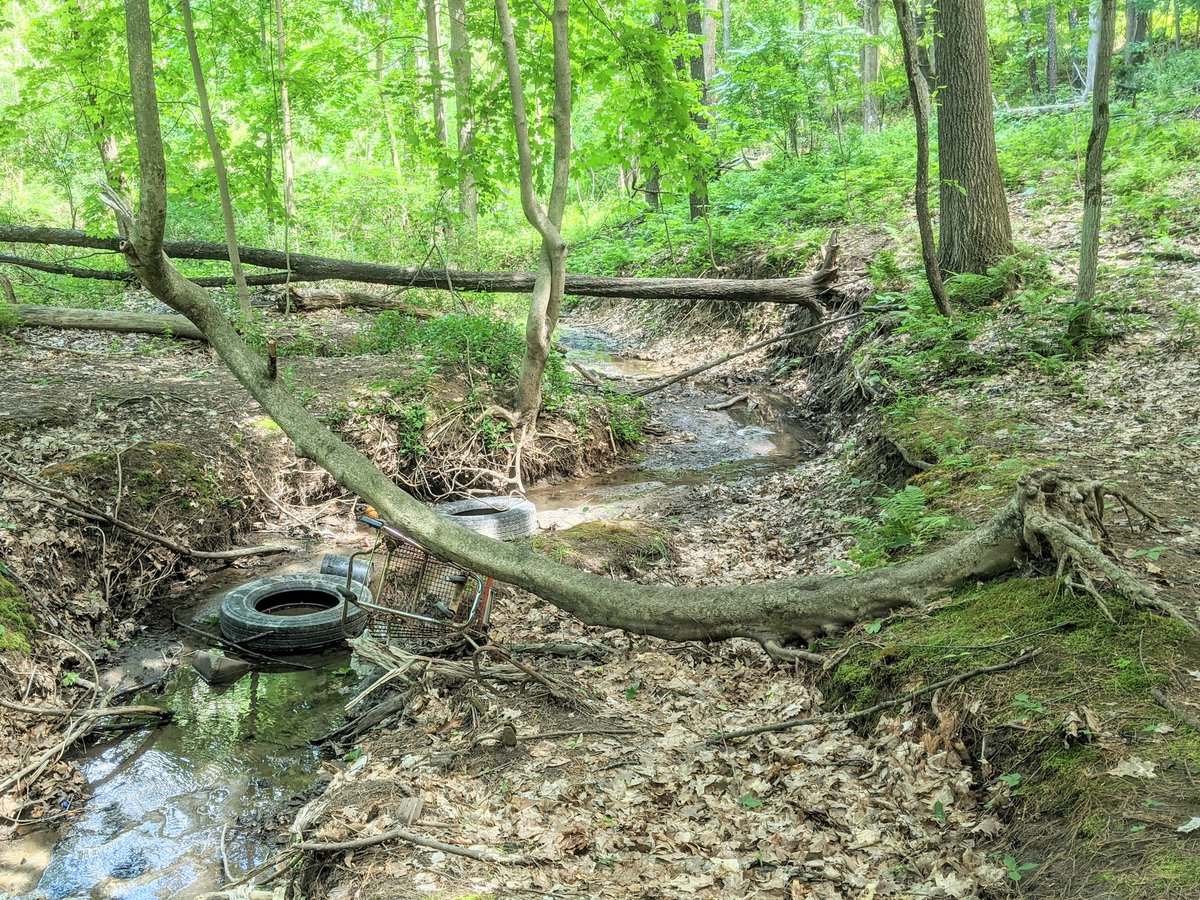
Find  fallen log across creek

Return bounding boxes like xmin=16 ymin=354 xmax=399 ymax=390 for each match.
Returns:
xmin=0 ymin=225 xmax=839 ymax=310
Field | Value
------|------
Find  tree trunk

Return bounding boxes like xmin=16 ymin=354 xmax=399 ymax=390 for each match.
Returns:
xmin=1174 ymin=0 xmax=1181 ymax=51
xmin=449 ymin=0 xmax=478 ymax=231
xmin=915 ymin=1 xmax=937 ymax=93
xmin=645 ymin=168 xmax=662 ymax=211
xmin=862 ymin=0 xmax=883 ymax=133
xmin=1047 ymin=3 xmax=1060 ymax=101
xmin=893 ymin=0 xmax=952 ymax=318
xmin=262 ymin=285 xmax=437 ymax=316
xmin=495 ymin=0 xmax=571 ymax=424
xmin=1068 ymin=6 xmax=1085 ymax=89
xmin=1070 ymin=0 xmax=1116 ymax=344
xmin=688 ymin=0 xmax=709 ymax=221
xmin=703 ymin=0 xmax=718 ymax=82
xmin=9 ymin=305 xmax=205 ymax=341
xmin=934 ymin=0 xmax=1015 ymax=275
xmin=1124 ymin=1 xmax=1148 ymax=64
xmin=274 ymin=0 xmax=297 ymax=222
xmin=375 ymin=10 xmax=402 ymax=176
xmin=181 ymin=0 xmax=252 ymax=316
xmin=1086 ymin=0 xmax=1103 ymax=96
xmin=115 ymin=0 xmax=1187 ymax=659
xmin=0 ymin=226 xmax=839 ymax=306
xmin=425 ymin=0 xmax=449 ymax=146
xmin=722 ymin=0 xmax=731 ymax=55
xmin=1022 ymin=8 xmax=1041 ymax=96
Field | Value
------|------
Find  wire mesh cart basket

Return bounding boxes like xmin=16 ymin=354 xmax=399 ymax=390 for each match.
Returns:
xmin=336 ymin=514 xmax=493 ymax=652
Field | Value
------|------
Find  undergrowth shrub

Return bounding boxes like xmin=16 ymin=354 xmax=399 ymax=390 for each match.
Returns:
xmin=840 ymin=485 xmax=955 ymax=570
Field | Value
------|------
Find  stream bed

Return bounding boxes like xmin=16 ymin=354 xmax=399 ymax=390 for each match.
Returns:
xmin=2 ymin=323 xmax=820 ymax=899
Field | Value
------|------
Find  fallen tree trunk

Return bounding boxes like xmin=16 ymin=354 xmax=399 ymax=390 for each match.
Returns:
xmin=262 ymin=284 xmax=438 ymax=317
xmin=0 ymin=252 xmax=292 ymax=288
xmin=0 ymin=225 xmax=836 ymax=309
xmin=10 ymin=305 xmax=206 ymax=341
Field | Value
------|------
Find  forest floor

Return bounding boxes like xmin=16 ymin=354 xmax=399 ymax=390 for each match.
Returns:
xmin=1 ymin=205 xmax=1199 ymax=900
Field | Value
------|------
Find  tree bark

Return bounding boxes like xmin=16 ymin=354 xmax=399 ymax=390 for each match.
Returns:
xmin=1070 ymin=0 xmax=1116 ymax=343
xmin=1022 ymin=8 xmax=1041 ymax=97
xmin=10 ymin=305 xmax=206 ymax=341
xmin=688 ymin=0 xmax=709 ymax=221
xmin=448 ymin=0 xmax=477 ymax=230
xmin=375 ymin=9 xmax=402 ymax=176
xmin=1068 ymin=6 xmax=1084 ymax=89
xmin=1124 ymin=1 xmax=1148 ymax=64
xmin=934 ymin=0 xmax=1014 ymax=275
xmin=425 ymin=0 xmax=449 ymax=146
xmin=263 ymin=285 xmax=437 ymax=316
xmin=274 ymin=0 xmax=297 ymax=222
xmin=1047 ymin=3 xmax=1060 ymax=101
xmin=862 ymin=0 xmax=883 ymax=133
xmin=893 ymin=0 xmax=953 ymax=317
xmin=496 ymin=0 xmax=570 ymax=423
xmin=703 ymin=0 xmax=718 ymax=83
xmin=113 ymin=0 xmax=1186 ymax=658
xmin=1086 ymin=0 xmax=1103 ymax=96
xmin=721 ymin=0 xmax=731 ymax=55
xmin=181 ymin=0 xmax=252 ymax=316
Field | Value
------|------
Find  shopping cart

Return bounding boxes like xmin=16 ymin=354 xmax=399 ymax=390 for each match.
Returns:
xmin=335 ymin=513 xmax=494 ymax=651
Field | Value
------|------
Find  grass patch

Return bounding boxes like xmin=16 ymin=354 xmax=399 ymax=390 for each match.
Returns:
xmin=0 ymin=573 xmax=35 ymax=652
xmin=530 ymin=521 xmax=670 ymax=576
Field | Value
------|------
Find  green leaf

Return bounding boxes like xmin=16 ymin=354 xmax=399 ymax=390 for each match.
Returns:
xmin=343 ymin=747 xmax=362 ymax=762
xmin=933 ymin=800 xmax=947 ymax=824
xmin=625 ymin=682 xmax=640 ymax=700
xmin=740 ymin=795 xmax=764 ymax=809
xmin=865 ymin=618 xmax=883 ymax=634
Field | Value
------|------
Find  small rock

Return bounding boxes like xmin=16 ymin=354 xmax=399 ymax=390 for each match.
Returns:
xmin=191 ymin=650 xmax=251 ymax=685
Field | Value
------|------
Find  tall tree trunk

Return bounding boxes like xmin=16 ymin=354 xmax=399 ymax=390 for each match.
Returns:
xmin=1022 ymin=8 xmax=1041 ymax=96
xmin=181 ymin=0 xmax=251 ymax=316
xmin=893 ymin=0 xmax=952 ymax=317
xmin=375 ymin=10 xmax=402 ymax=176
xmin=862 ymin=0 xmax=883 ymax=133
xmin=915 ymin=0 xmax=937 ymax=93
xmin=703 ymin=0 xmax=718 ymax=82
xmin=1173 ymin=0 xmax=1181 ymax=50
xmin=687 ymin=0 xmax=708 ymax=221
xmin=934 ymin=0 xmax=1014 ymax=275
xmin=1070 ymin=0 xmax=1116 ymax=344
xmin=1068 ymin=6 xmax=1084 ymax=89
xmin=1086 ymin=0 xmax=1103 ymax=95
xmin=274 ymin=0 xmax=296 ymax=223
xmin=259 ymin=9 xmax=275 ymax=216
xmin=495 ymin=0 xmax=571 ymax=426
xmin=425 ymin=0 xmax=449 ymax=146
xmin=722 ymin=0 xmax=731 ymax=54
xmin=449 ymin=0 xmax=477 ymax=230
xmin=1047 ymin=3 xmax=1060 ymax=100
xmin=1124 ymin=1 xmax=1148 ymax=64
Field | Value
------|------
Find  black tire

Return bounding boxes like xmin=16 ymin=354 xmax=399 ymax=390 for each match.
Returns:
xmin=431 ymin=495 xmax=538 ymax=540
xmin=319 ymin=553 xmax=372 ymax=585
xmin=218 ymin=573 xmax=370 ymax=652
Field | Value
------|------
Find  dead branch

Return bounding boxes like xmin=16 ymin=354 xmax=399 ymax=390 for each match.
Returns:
xmin=632 ymin=313 xmax=862 ymax=398
xmin=296 ymin=825 xmax=529 ymax=863
xmin=1150 ymin=687 xmax=1200 ymax=732
xmin=710 ymin=649 xmax=1042 ymax=742
xmin=0 ymin=698 xmax=169 ymax=718
xmin=0 ymin=463 xmax=299 ymax=560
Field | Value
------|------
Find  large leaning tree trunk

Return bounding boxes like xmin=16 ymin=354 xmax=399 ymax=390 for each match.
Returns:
xmin=934 ymin=0 xmax=1014 ymax=275
xmin=117 ymin=0 xmax=1192 ymax=662
xmin=893 ymin=0 xmax=953 ymax=318
xmin=1069 ymin=0 xmax=1116 ymax=346
xmin=495 ymin=0 xmax=571 ymax=428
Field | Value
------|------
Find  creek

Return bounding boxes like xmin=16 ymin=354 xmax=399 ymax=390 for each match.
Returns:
xmin=1 ymin=323 xmax=820 ymax=899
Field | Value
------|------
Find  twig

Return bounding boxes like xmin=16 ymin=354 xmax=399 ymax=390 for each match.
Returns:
xmin=296 ymin=826 xmax=528 ymax=863
xmin=170 ymin=611 xmax=315 ymax=670
xmin=220 ymin=823 xmax=234 ymax=882
xmin=0 ymin=463 xmax=298 ymax=559
xmin=632 ymin=313 xmax=862 ymax=398
xmin=1150 ymin=687 xmax=1200 ymax=732
xmin=0 ymin=698 xmax=169 ymax=718
xmin=704 ymin=393 xmax=749 ymax=411
xmin=568 ymin=359 xmax=608 ymax=389
xmin=709 ymin=650 xmax=1043 ymax=742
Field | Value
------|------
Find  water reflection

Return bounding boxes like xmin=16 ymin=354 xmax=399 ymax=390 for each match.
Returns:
xmin=27 ymin=663 xmax=356 ymax=899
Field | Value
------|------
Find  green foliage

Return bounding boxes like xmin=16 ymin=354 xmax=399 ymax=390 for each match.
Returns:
xmin=841 ymin=485 xmax=955 ymax=569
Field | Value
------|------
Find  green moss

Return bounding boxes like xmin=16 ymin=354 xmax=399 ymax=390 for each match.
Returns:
xmin=0 ymin=574 xmax=35 ymax=652
xmin=530 ymin=521 xmax=669 ymax=575
xmin=821 ymin=573 xmax=1200 ymax=899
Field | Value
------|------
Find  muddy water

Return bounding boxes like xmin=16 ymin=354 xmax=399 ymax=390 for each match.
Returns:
xmin=3 ymin=660 xmax=359 ymax=899
xmin=530 ymin=324 xmax=822 ymax=529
